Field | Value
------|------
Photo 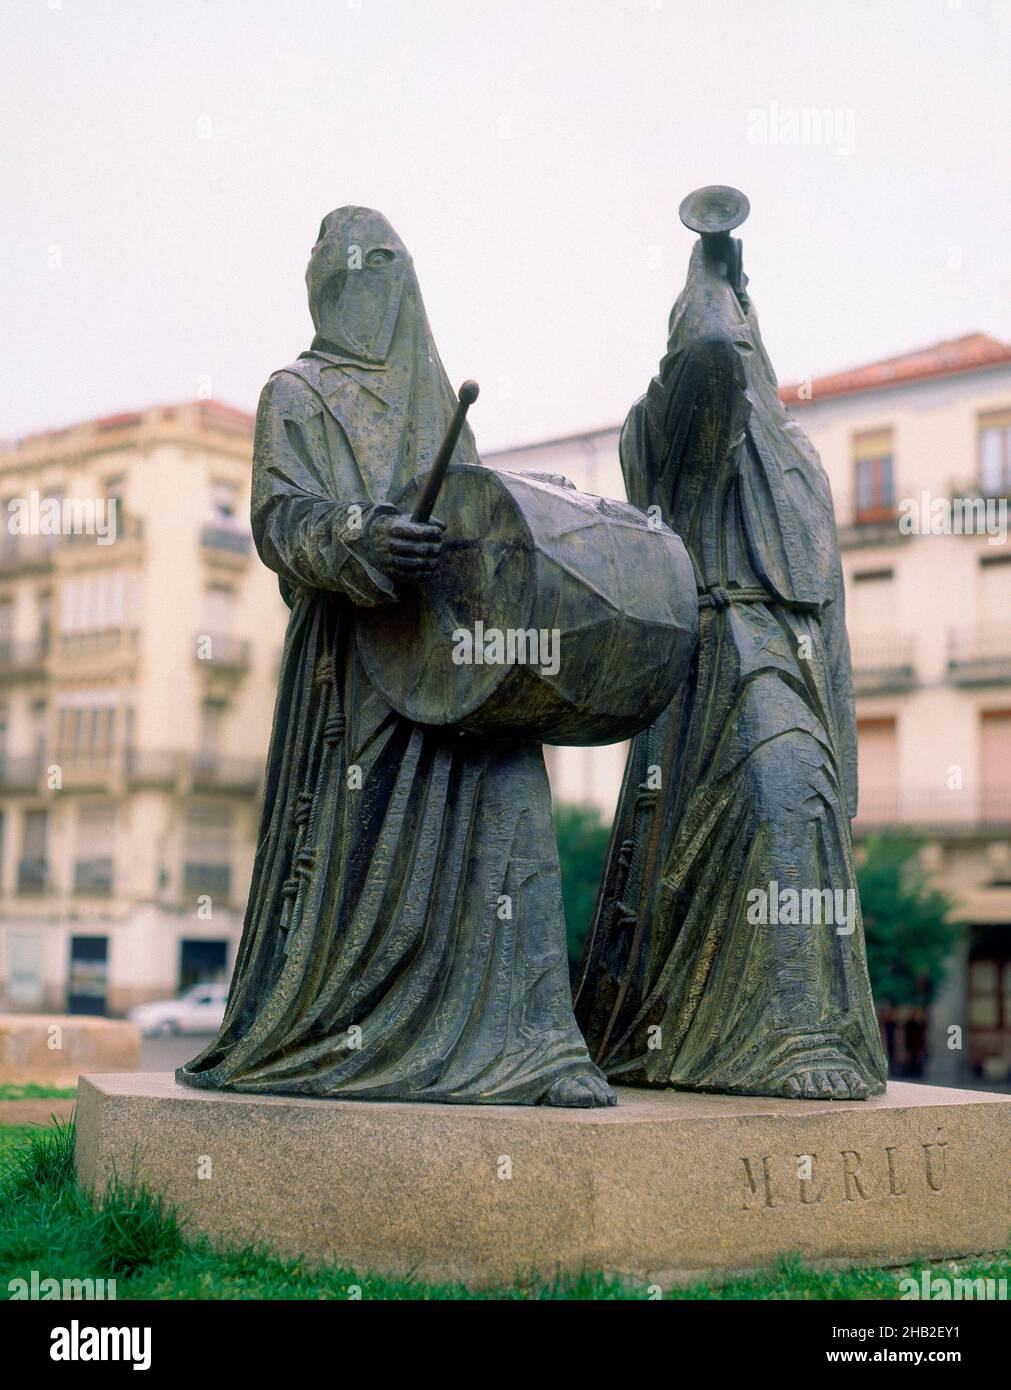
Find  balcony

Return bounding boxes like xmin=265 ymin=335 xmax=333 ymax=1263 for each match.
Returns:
xmin=58 ymin=627 xmax=139 ymax=659
xmin=0 ymin=637 xmax=48 ymax=682
xmin=946 ymin=626 xmax=1011 ymax=686
xmin=0 ymin=534 xmax=60 ymax=574
xmin=182 ymin=862 xmax=232 ymax=901
xmin=194 ymin=633 xmax=252 ymax=673
xmin=853 ymin=785 xmax=1011 ymax=835
xmin=201 ymin=523 xmax=252 ymax=558
xmin=62 ymin=511 xmax=144 ymax=550
xmin=191 ymin=753 xmax=262 ymax=793
xmin=123 ymin=749 xmax=262 ymax=794
xmin=0 ymin=755 xmax=47 ymax=792
xmin=833 ymin=492 xmax=905 ymax=550
xmin=73 ymin=857 xmax=114 ymax=896
xmin=850 ymin=633 xmax=917 ymax=694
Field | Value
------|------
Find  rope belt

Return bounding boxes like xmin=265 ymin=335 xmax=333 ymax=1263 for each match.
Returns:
xmin=696 ymin=585 xmax=820 ymax=613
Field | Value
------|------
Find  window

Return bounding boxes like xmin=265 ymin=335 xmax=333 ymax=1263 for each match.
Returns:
xmin=182 ymin=804 xmax=233 ymax=900
xmin=203 ymin=585 xmax=235 ymax=637
xmin=31 ymin=699 xmax=47 ymax=767
xmin=37 ymin=591 xmax=51 ymax=654
xmin=56 ymin=689 xmax=119 ymax=760
xmin=853 ymin=430 xmax=895 ymax=524
xmin=209 ymin=480 xmax=240 ymax=526
xmin=0 ymin=598 xmax=12 ymax=662
xmin=60 ymin=572 xmax=141 ymax=639
xmin=855 ymin=716 xmax=899 ymax=823
xmin=979 ymin=411 xmax=1011 ymax=496
xmin=74 ymin=804 xmax=116 ymax=895
xmin=18 ymin=809 xmax=48 ymax=894
xmin=980 ymin=711 xmax=1011 ymax=823
xmin=198 ymin=699 xmax=226 ymax=762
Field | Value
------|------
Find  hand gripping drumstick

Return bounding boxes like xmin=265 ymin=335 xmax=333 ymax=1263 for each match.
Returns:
xmin=411 ymin=380 xmax=480 ymax=524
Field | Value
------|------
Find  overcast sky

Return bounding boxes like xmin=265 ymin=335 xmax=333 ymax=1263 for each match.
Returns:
xmin=2 ymin=0 xmax=1009 ymax=451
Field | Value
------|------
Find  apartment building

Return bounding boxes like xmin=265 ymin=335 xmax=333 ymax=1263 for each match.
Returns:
xmin=489 ymin=333 xmax=1011 ymax=1086
xmin=0 ymin=400 xmax=286 ymax=1015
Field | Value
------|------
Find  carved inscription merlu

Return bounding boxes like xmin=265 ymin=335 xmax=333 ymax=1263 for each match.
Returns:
xmin=741 ymin=1131 xmax=950 ymax=1210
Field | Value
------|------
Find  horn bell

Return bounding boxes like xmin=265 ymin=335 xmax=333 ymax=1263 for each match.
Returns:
xmin=679 ymin=185 xmax=750 ymax=235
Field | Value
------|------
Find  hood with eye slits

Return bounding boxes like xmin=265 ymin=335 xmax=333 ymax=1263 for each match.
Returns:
xmin=307 ymin=206 xmax=413 ymax=363
xmin=290 ymin=206 xmax=479 ymax=504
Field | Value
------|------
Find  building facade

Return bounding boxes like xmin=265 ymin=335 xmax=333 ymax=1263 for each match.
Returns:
xmin=489 ymin=333 xmax=1011 ymax=1087
xmin=0 ymin=400 xmax=286 ymax=1016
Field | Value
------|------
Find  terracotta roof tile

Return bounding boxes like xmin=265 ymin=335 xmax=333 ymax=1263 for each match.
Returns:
xmin=780 ymin=334 xmax=1011 ymax=405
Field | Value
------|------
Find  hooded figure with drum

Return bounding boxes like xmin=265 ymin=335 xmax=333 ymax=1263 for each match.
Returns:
xmin=178 ymin=206 xmax=696 ymax=1107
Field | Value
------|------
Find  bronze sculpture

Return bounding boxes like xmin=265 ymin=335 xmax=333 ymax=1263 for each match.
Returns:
xmin=178 ymin=207 xmax=697 ymax=1107
xmin=574 ymin=188 xmax=888 ymax=1102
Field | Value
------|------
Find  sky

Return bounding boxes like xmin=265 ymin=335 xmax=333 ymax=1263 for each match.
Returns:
xmin=2 ymin=0 xmax=1010 ymax=452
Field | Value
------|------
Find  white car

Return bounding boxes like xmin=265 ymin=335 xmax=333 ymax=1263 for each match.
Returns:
xmin=128 ymin=982 xmax=229 ymax=1037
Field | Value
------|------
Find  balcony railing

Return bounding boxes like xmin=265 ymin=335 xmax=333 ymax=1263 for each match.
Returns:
xmin=73 ymin=857 xmax=114 ymax=896
xmin=854 ymin=785 xmax=1011 ymax=832
xmin=831 ymin=479 xmax=1010 ymax=546
xmin=182 ymin=862 xmax=232 ymax=900
xmin=0 ymin=755 xmax=47 ymax=791
xmin=200 ymin=523 xmax=251 ymax=557
xmin=194 ymin=633 xmax=252 ymax=671
xmin=58 ymin=627 xmax=139 ymax=658
xmin=63 ymin=512 xmax=144 ymax=548
xmin=850 ymin=633 xmax=917 ymax=693
xmin=124 ymin=749 xmax=262 ymax=792
xmin=191 ymin=753 xmax=262 ymax=792
xmin=947 ymin=626 xmax=1011 ymax=685
xmin=0 ymin=534 xmax=60 ymax=571
xmin=0 ymin=637 xmax=48 ymax=679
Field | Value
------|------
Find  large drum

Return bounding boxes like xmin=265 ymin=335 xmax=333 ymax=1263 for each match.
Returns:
xmin=355 ymin=465 xmax=698 ymax=746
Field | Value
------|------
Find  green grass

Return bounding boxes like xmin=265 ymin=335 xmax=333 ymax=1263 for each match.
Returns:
xmin=0 ymin=1083 xmax=78 ymax=1101
xmin=1 ymin=1119 xmax=1008 ymax=1300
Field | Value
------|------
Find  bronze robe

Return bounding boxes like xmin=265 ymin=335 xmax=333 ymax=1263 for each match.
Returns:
xmin=575 ymin=242 xmax=887 ymax=1098
xmin=179 ymin=208 xmax=601 ymax=1103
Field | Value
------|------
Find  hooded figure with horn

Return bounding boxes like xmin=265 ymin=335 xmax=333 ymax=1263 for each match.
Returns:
xmin=574 ymin=191 xmax=887 ymax=1101
xmin=178 ymin=208 xmax=614 ymax=1107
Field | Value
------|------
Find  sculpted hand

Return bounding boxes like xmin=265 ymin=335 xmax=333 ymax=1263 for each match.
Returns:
xmin=365 ymin=512 xmax=444 ymax=582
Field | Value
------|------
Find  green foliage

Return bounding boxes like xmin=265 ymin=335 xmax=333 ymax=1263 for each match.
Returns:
xmin=0 ymin=1083 xmax=78 ymax=1101
xmin=553 ymin=802 xmax=611 ymax=969
xmin=858 ymin=836 xmax=959 ymax=1008
xmin=0 ymin=1120 xmax=1008 ymax=1299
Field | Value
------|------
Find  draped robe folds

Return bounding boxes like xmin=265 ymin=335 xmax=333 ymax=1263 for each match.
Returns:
xmin=179 ymin=208 xmax=603 ymax=1103
xmin=574 ymin=242 xmax=888 ymax=1097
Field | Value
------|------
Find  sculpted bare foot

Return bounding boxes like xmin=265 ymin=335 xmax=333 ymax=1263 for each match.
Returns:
xmin=781 ymin=1068 xmax=869 ymax=1101
xmin=542 ymin=1072 xmax=617 ymax=1107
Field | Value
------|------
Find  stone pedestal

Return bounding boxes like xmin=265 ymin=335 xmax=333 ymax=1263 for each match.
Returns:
xmin=0 ymin=1015 xmax=141 ymax=1088
xmin=75 ymin=1074 xmax=1010 ymax=1290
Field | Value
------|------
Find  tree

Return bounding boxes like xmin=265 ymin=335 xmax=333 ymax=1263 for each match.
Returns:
xmin=858 ymin=835 xmax=958 ymax=1009
xmin=553 ymin=803 xmax=611 ymax=974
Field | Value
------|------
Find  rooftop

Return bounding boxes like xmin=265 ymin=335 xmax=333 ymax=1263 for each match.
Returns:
xmin=780 ymin=333 xmax=1011 ymax=405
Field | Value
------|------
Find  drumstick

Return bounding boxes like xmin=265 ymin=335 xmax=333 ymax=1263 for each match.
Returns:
xmin=412 ymin=380 xmax=480 ymax=524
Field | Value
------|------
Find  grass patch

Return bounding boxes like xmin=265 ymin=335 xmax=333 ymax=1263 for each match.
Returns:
xmin=0 ymin=1119 xmax=1008 ymax=1300
xmin=0 ymin=1083 xmax=78 ymax=1102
